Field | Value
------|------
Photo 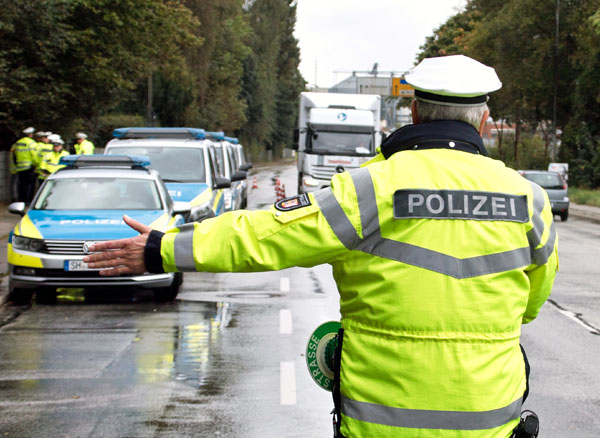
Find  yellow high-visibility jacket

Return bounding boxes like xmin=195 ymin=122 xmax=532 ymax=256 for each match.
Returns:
xmin=40 ymin=150 xmax=69 ymax=178
xmin=74 ymin=139 xmax=95 ymax=155
xmin=145 ymin=123 xmax=558 ymax=438
xmin=12 ymin=137 xmax=36 ymax=172
xmin=33 ymin=142 xmax=53 ymax=175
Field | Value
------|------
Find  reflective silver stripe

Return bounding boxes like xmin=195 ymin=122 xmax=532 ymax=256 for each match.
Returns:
xmin=526 ymin=181 xmax=557 ymax=266
xmin=314 ymin=189 xmax=359 ymax=249
xmin=359 ymin=233 xmax=532 ymax=279
xmin=342 ymin=395 xmax=522 ymax=431
xmin=349 ymin=169 xmax=380 ymax=238
xmin=173 ymin=223 xmax=196 ymax=270
xmin=526 ymin=181 xmax=546 ymax=250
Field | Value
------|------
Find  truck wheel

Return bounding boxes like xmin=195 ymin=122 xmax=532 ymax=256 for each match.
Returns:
xmin=298 ymin=174 xmax=303 ymax=194
xmin=8 ymin=287 xmax=33 ymax=306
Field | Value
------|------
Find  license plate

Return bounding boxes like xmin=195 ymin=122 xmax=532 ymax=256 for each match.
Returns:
xmin=64 ymin=260 xmax=101 ymax=271
xmin=324 ymin=156 xmax=358 ymax=167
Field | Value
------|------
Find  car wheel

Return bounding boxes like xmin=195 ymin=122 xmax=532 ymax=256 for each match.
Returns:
xmin=153 ymin=273 xmax=182 ymax=302
xmin=560 ymin=211 xmax=569 ymax=221
xmin=36 ymin=287 xmax=57 ymax=304
xmin=8 ymin=287 xmax=33 ymax=306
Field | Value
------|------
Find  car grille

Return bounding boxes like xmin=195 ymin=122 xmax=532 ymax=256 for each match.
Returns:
xmin=41 ymin=240 xmax=93 ymax=255
xmin=34 ymin=268 xmax=104 ymax=278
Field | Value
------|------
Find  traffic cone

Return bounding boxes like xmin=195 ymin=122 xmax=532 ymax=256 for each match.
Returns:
xmin=281 ymin=184 xmax=286 ymax=199
xmin=252 ymin=176 xmax=258 ymax=189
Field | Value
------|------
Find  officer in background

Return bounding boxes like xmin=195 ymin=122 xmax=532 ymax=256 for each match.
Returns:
xmin=11 ymin=126 xmax=37 ymax=203
xmin=84 ymin=55 xmax=557 ymax=438
xmin=73 ymin=132 xmax=95 ymax=155
xmin=32 ymin=131 xmax=53 ymax=189
xmin=39 ymin=134 xmax=69 ymax=179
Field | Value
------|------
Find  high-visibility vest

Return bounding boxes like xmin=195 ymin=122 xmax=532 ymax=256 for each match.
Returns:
xmin=147 ymin=123 xmax=558 ymax=438
xmin=12 ymin=137 xmax=36 ymax=172
xmin=40 ymin=150 xmax=70 ymax=178
xmin=74 ymin=139 xmax=95 ymax=155
xmin=33 ymin=142 xmax=54 ymax=175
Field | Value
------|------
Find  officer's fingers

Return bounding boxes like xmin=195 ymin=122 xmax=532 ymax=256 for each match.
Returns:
xmin=86 ymin=239 xmax=129 ymax=255
xmin=98 ymin=265 xmax=132 ymax=277
xmin=123 ymin=215 xmax=152 ymax=234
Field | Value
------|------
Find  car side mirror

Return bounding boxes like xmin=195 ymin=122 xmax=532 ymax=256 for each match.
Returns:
xmin=231 ymin=170 xmax=247 ymax=182
xmin=172 ymin=201 xmax=192 ymax=216
xmin=8 ymin=202 xmax=26 ymax=216
xmin=214 ymin=177 xmax=231 ymax=189
xmin=240 ymin=163 xmax=253 ymax=171
xmin=293 ymin=128 xmax=300 ymax=150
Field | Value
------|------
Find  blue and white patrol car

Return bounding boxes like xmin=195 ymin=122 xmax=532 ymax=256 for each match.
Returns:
xmin=6 ymin=155 xmax=190 ymax=304
xmin=104 ymin=127 xmax=235 ymax=222
xmin=206 ymin=131 xmax=248 ymax=212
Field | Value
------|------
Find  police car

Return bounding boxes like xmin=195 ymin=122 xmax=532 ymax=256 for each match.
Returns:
xmin=104 ymin=127 xmax=238 ymax=221
xmin=206 ymin=131 xmax=248 ymax=211
xmin=6 ymin=155 xmax=190 ymax=304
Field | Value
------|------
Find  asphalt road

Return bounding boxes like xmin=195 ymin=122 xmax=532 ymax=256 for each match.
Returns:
xmin=0 ymin=161 xmax=599 ymax=437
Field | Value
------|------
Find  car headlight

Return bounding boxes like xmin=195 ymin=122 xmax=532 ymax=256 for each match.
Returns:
xmin=190 ymin=202 xmax=212 ymax=221
xmin=303 ymin=176 xmax=320 ymax=187
xmin=224 ymin=192 xmax=232 ymax=209
xmin=12 ymin=235 xmax=44 ymax=252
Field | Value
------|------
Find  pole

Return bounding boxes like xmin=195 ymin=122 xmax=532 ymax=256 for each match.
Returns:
xmin=551 ymin=0 xmax=559 ymax=161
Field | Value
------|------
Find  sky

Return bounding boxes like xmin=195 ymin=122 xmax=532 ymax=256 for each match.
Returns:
xmin=294 ymin=0 xmax=467 ymax=88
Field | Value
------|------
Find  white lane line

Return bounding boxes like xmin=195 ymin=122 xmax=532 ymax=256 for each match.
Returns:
xmin=280 ymin=276 xmax=290 ymax=292
xmin=280 ymin=309 xmax=293 ymax=334
xmin=549 ymin=299 xmax=600 ymax=335
xmin=280 ymin=361 xmax=297 ymax=405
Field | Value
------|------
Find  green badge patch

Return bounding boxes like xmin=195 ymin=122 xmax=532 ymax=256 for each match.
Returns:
xmin=305 ymin=321 xmax=341 ymax=391
xmin=275 ymin=194 xmax=311 ymax=212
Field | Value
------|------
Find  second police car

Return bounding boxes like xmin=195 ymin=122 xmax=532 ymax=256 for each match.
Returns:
xmin=104 ymin=127 xmax=246 ymax=221
xmin=6 ymin=155 xmax=190 ymax=304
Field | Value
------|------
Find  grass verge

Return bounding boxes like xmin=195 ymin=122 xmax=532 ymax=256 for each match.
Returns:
xmin=569 ymin=187 xmax=600 ymax=207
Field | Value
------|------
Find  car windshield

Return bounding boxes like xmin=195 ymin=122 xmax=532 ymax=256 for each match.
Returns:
xmin=33 ymin=178 xmax=163 ymax=210
xmin=310 ymin=131 xmax=373 ymax=155
xmin=108 ymin=147 xmax=207 ymax=183
xmin=523 ymin=172 xmax=564 ymax=190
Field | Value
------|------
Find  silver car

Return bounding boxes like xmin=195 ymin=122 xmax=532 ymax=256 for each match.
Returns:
xmin=519 ymin=170 xmax=569 ymax=221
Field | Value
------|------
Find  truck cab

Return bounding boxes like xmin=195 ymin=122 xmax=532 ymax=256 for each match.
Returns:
xmin=294 ymin=92 xmax=381 ymax=193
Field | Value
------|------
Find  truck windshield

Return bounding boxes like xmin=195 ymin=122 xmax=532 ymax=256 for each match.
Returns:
xmin=309 ymin=132 xmax=373 ymax=155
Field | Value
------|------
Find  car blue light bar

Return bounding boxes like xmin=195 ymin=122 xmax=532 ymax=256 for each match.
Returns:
xmin=206 ymin=131 xmax=225 ymax=141
xmin=224 ymin=136 xmax=239 ymax=144
xmin=60 ymin=154 xmax=151 ymax=168
xmin=112 ymin=127 xmax=206 ymax=140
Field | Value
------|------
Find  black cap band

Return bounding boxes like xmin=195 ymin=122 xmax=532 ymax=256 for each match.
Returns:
xmin=415 ymin=89 xmax=488 ymax=105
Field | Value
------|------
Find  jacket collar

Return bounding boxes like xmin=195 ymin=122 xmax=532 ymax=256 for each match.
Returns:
xmin=381 ymin=120 xmax=488 ymax=159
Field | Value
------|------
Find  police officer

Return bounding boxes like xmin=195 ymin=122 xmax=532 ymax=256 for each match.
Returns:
xmin=32 ymin=131 xmax=54 ymax=188
xmin=73 ymin=132 xmax=95 ymax=155
xmin=84 ymin=55 xmax=557 ymax=438
xmin=40 ymin=135 xmax=69 ymax=178
xmin=11 ymin=126 xmax=37 ymax=203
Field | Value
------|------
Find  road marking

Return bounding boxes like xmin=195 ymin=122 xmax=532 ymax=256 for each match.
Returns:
xmin=280 ymin=361 xmax=297 ymax=405
xmin=280 ymin=309 xmax=292 ymax=334
xmin=280 ymin=276 xmax=290 ymax=292
xmin=548 ymin=299 xmax=600 ymax=335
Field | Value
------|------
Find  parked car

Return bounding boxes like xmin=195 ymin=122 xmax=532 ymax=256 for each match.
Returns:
xmin=6 ymin=155 xmax=190 ymax=304
xmin=105 ymin=127 xmax=232 ymax=222
xmin=519 ymin=170 xmax=570 ymax=221
xmin=227 ymin=136 xmax=253 ymax=209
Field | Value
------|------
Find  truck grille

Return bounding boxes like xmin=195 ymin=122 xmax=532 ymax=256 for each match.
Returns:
xmin=311 ymin=165 xmax=337 ymax=180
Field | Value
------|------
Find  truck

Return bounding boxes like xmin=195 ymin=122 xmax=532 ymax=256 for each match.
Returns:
xmin=293 ymin=92 xmax=382 ymax=193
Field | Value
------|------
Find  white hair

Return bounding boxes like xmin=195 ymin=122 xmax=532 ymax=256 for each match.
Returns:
xmin=415 ymin=100 xmax=488 ymax=130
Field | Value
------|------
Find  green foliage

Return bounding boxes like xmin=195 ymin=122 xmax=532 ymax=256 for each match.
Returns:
xmin=569 ymin=187 xmax=600 ymax=207
xmin=488 ymin=133 xmax=549 ymax=170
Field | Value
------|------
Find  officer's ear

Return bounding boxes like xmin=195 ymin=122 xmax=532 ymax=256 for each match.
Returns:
xmin=411 ymin=100 xmax=420 ymax=124
xmin=478 ymin=109 xmax=490 ymax=136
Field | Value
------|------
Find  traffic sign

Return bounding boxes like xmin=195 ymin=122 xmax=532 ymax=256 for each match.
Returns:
xmin=392 ymin=77 xmax=414 ymax=98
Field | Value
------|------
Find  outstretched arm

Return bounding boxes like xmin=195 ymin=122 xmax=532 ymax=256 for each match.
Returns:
xmin=84 ymin=215 xmax=151 ymax=276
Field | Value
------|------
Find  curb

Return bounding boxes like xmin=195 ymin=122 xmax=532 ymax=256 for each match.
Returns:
xmin=569 ymin=204 xmax=600 ymax=225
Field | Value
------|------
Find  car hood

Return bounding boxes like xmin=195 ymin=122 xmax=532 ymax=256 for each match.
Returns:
xmin=24 ymin=210 xmax=166 ymax=240
xmin=165 ymin=183 xmax=211 ymax=206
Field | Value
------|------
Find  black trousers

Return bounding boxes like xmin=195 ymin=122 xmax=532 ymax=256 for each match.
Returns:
xmin=17 ymin=168 xmax=36 ymax=204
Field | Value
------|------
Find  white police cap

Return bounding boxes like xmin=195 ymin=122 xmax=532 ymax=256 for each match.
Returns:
xmin=405 ymin=55 xmax=502 ymax=106
xmin=23 ymin=127 xmax=35 ymax=134
xmin=76 ymin=132 xmax=87 ymax=139
xmin=48 ymin=134 xmax=63 ymax=145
